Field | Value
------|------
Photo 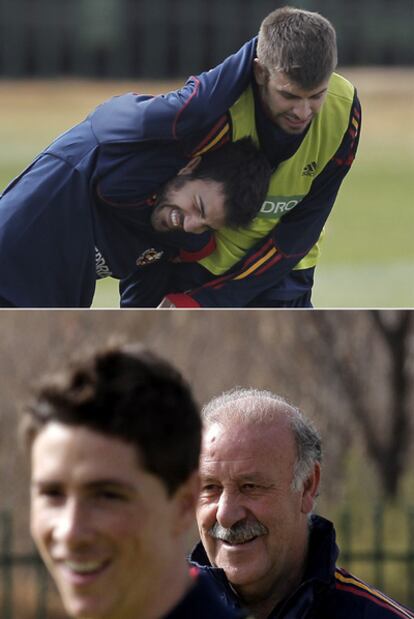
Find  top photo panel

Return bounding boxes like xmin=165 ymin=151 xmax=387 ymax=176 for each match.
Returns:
xmin=1 ymin=1 xmax=413 ymax=308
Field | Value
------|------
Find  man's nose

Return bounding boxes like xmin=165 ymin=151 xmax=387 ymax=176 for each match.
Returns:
xmin=183 ymin=215 xmax=204 ymax=234
xmin=292 ymin=98 xmax=312 ymax=120
xmin=216 ymin=490 xmax=247 ymax=529
xmin=53 ymin=499 xmax=93 ymax=547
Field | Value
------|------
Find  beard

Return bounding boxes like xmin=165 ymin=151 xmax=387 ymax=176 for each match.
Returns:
xmin=150 ymin=176 xmax=188 ymax=232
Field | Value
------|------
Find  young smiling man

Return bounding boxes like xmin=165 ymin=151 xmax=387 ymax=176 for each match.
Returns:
xmin=191 ymin=388 xmax=414 ymax=619
xmin=22 ymin=344 xmax=250 ymax=619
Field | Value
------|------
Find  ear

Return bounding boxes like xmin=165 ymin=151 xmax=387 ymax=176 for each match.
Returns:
xmin=170 ymin=471 xmax=200 ymax=536
xmin=253 ymin=58 xmax=268 ymax=86
xmin=300 ymin=462 xmax=321 ymax=515
xmin=177 ymin=156 xmax=202 ymax=176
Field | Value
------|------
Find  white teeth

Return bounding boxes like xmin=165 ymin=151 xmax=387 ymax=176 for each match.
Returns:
xmin=171 ymin=210 xmax=180 ymax=227
xmin=64 ymin=560 xmax=104 ymax=574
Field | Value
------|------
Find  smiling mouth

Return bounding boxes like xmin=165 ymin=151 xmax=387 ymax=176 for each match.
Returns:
xmin=58 ymin=558 xmax=111 ymax=583
xmin=169 ymin=208 xmax=182 ymax=229
xmin=220 ymin=536 xmax=259 ymax=547
xmin=284 ymin=115 xmax=312 ymax=126
xmin=65 ymin=560 xmax=107 ymax=574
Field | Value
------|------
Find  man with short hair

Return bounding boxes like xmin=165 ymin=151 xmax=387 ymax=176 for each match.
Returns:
xmin=122 ymin=7 xmax=361 ymax=307
xmin=22 ymin=344 xmax=249 ymax=618
xmin=191 ymin=388 xmax=413 ymax=619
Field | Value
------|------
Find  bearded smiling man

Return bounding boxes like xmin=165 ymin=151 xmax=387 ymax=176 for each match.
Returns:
xmin=149 ymin=158 xmax=229 ymax=234
xmin=191 ymin=388 xmax=414 ymax=619
xmin=0 ymin=74 xmax=271 ymax=310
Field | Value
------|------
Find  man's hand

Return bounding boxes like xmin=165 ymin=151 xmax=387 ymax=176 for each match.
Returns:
xmin=158 ymin=297 xmax=176 ymax=308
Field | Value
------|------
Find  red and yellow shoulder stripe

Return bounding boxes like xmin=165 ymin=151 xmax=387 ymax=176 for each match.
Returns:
xmin=335 ymin=568 xmax=414 ymax=619
xmin=195 ymin=238 xmax=283 ymax=292
xmin=335 ymin=104 xmax=360 ymax=166
xmin=189 ymin=114 xmax=231 ymax=158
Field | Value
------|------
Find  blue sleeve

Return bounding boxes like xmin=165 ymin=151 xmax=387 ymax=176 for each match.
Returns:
xmin=90 ymin=39 xmax=256 ymax=144
xmin=119 ymin=262 xmax=173 ymax=307
xmin=0 ymin=155 xmax=96 ymax=307
xmin=119 ymin=230 xmax=217 ymax=307
xmin=167 ymin=95 xmax=361 ymax=307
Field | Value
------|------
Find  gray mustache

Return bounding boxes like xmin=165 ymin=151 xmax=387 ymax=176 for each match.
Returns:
xmin=208 ymin=521 xmax=268 ymax=544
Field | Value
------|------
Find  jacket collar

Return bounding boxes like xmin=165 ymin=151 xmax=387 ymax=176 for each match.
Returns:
xmin=189 ymin=515 xmax=339 ymax=617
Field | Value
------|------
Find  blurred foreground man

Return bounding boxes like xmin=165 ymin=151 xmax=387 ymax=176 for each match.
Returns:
xmin=22 ymin=344 xmax=249 ymax=619
xmin=191 ymin=388 xmax=414 ymax=618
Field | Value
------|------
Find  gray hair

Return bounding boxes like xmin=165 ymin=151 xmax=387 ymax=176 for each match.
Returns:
xmin=256 ymin=6 xmax=338 ymax=89
xmin=202 ymin=388 xmax=322 ymax=492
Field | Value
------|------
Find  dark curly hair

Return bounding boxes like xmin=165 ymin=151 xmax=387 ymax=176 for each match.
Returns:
xmin=193 ymin=137 xmax=272 ymax=228
xmin=22 ymin=343 xmax=201 ymax=495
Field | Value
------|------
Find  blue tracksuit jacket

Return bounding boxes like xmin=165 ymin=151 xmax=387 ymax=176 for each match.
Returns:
xmin=0 ymin=41 xmax=255 ymax=307
xmin=165 ymin=567 xmax=250 ymax=618
xmin=189 ymin=515 xmax=414 ymax=619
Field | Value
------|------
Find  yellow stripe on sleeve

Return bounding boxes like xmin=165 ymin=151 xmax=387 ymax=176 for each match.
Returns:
xmin=335 ymin=571 xmax=413 ymax=619
xmin=192 ymin=124 xmax=230 ymax=157
xmin=233 ymin=247 xmax=277 ymax=281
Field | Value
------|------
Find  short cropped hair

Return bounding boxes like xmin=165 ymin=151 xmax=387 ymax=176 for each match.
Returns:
xmin=202 ymin=387 xmax=322 ymax=491
xmin=22 ymin=343 xmax=201 ymax=496
xmin=257 ymin=6 xmax=338 ymax=89
xmin=191 ymin=137 xmax=271 ymax=228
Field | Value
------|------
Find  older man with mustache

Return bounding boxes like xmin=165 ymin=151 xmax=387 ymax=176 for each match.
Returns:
xmin=191 ymin=388 xmax=414 ymax=619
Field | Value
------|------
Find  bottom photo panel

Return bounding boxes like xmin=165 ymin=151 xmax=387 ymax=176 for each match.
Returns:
xmin=0 ymin=309 xmax=413 ymax=619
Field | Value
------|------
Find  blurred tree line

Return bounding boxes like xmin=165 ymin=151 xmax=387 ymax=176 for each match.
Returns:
xmin=0 ymin=310 xmax=413 ymax=553
xmin=0 ymin=0 xmax=413 ymax=78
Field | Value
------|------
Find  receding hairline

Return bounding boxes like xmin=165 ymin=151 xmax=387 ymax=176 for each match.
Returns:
xmin=202 ymin=388 xmax=322 ymax=492
xmin=202 ymin=388 xmax=300 ymax=427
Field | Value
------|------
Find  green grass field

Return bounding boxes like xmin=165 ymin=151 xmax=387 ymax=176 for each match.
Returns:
xmin=1 ymin=69 xmax=413 ymax=307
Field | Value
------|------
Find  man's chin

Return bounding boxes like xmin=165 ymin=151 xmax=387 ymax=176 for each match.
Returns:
xmin=279 ymin=116 xmax=312 ymax=134
xmin=219 ymin=561 xmax=261 ymax=591
xmin=213 ymin=537 xmax=265 ymax=578
xmin=150 ymin=212 xmax=168 ymax=233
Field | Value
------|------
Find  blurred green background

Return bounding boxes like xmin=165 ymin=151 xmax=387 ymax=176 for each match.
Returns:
xmin=1 ymin=68 xmax=413 ymax=307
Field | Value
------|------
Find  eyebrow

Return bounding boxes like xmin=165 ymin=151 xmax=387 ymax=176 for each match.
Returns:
xmin=278 ymin=87 xmax=327 ymax=98
xmin=197 ymin=195 xmax=206 ymax=219
xmin=32 ymin=479 xmax=136 ymax=492
xmin=196 ymin=194 xmax=220 ymax=232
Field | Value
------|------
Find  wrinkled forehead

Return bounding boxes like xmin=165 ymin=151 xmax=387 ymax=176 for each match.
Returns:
xmin=201 ymin=416 xmax=297 ymax=472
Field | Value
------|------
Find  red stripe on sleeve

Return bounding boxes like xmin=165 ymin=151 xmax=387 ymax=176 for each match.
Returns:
xmin=179 ymin=236 xmax=217 ymax=262
xmin=189 ymin=115 xmax=229 ymax=155
xmin=172 ymin=77 xmax=201 ymax=139
xmin=164 ymin=294 xmax=201 ymax=308
xmin=336 ymin=584 xmax=413 ymax=619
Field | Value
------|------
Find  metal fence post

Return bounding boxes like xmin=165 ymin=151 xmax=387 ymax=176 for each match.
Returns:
xmin=408 ymin=507 xmax=414 ymax=610
xmin=373 ymin=504 xmax=385 ymax=591
xmin=0 ymin=511 xmax=13 ymax=619
xmin=34 ymin=555 xmax=49 ymax=619
xmin=339 ymin=509 xmax=352 ymax=564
